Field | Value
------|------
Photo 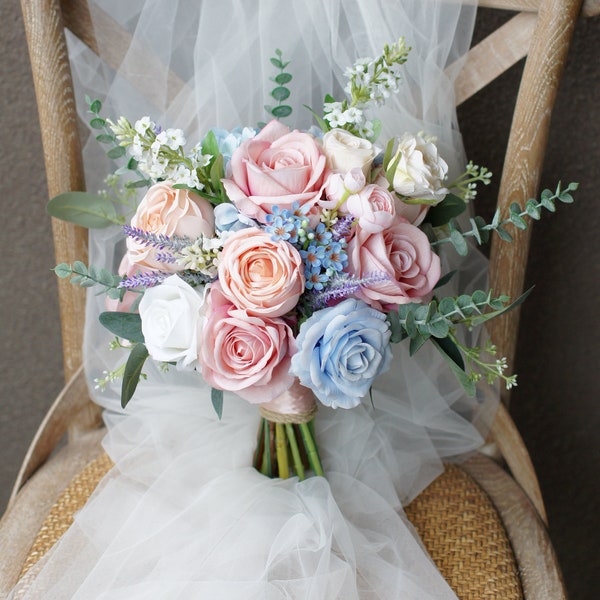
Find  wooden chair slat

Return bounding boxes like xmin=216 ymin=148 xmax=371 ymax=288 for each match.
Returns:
xmin=480 ymin=0 xmax=600 ymax=17
xmin=487 ymin=0 xmax=583 ymax=397
xmin=453 ymin=12 xmax=536 ymax=106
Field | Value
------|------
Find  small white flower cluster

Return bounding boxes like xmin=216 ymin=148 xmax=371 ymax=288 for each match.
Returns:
xmin=177 ymin=234 xmax=225 ymax=278
xmin=109 ymin=116 xmax=212 ymax=190
xmin=323 ymin=38 xmax=409 ymax=140
xmin=453 ymin=161 xmax=493 ymax=202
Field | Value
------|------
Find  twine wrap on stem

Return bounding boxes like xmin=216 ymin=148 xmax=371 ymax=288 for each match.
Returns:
xmin=254 ymin=379 xmax=323 ymax=480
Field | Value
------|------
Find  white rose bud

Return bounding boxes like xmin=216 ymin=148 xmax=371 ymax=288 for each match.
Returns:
xmin=322 ymin=129 xmax=378 ymax=177
xmin=390 ymin=133 xmax=449 ymax=204
xmin=139 ymin=275 xmax=207 ymax=370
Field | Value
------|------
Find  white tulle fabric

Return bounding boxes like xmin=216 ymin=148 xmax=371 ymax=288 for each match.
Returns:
xmin=11 ymin=1 xmax=500 ymax=598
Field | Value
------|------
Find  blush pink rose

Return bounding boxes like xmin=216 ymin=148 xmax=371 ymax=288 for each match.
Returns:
xmin=319 ymin=168 xmax=366 ymax=212
xmin=347 ymin=216 xmax=440 ymax=310
xmin=127 ymin=182 xmax=215 ymax=271
xmin=346 ymin=184 xmax=396 ymax=233
xmin=222 ymin=120 xmax=328 ymax=223
xmin=374 ymin=175 xmax=429 ymax=226
xmin=218 ymin=228 xmax=304 ymax=317
xmin=199 ymin=284 xmax=296 ymax=403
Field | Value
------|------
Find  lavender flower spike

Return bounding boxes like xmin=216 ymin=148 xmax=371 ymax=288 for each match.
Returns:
xmin=309 ymin=271 xmax=391 ymax=308
xmin=118 ymin=271 xmax=169 ymax=289
xmin=122 ymin=225 xmax=193 ymax=252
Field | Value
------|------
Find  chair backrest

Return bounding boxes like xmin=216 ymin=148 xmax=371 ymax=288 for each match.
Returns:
xmin=17 ymin=0 xmax=597 ymax=500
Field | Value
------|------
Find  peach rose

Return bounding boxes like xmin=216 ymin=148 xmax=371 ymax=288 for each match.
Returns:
xmin=127 ymin=182 xmax=215 ymax=271
xmin=217 ymin=228 xmax=304 ymax=317
xmin=347 ymin=215 xmax=440 ymax=310
xmin=199 ymin=284 xmax=296 ymax=403
xmin=222 ymin=120 xmax=328 ymax=223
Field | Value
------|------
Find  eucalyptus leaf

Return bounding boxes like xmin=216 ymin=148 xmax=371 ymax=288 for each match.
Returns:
xmin=47 ymin=191 xmax=120 ymax=229
xmin=431 ymin=338 xmax=475 ymax=397
xmin=90 ymin=117 xmax=105 ymax=130
xmin=271 ymin=105 xmax=292 ymax=118
xmin=121 ymin=343 xmax=149 ymax=408
xmin=54 ymin=263 xmax=72 ymax=278
xmin=89 ymin=99 xmax=102 ymax=114
xmin=211 ymin=388 xmax=224 ymax=420
xmin=275 ymin=73 xmax=292 ymax=85
xmin=99 ymin=311 xmax=145 ymax=343
xmin=107 ymin=146 xmax=126 ymax=160
xmin=426 ymin=193 xmax=466 ymax=227
xmin=271 ymin=86 xmax=291 ymax=102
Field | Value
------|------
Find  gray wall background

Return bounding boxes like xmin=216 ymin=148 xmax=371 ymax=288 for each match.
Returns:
xmin=0 ymin=3 xmax=598 ymax=599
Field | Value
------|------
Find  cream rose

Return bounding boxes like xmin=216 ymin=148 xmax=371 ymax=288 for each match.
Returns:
xmin=127 ymin=182 xmax=215 ymax=271
xmin=138 ymin=275 xmax=207 ymax=370
xmin=322 ymin=129 xmax=378 ymax=176
xmin=222 ymin=120 xmax=327 ymax=223
xmin=217 ymin=228 xmax=304 ymax=317
xmin=390 ymin=133 xmax=449 ymax=203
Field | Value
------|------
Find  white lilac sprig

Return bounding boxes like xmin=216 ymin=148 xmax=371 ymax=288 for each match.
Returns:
xmin=320 ymin=37 xmax=410 ymax=141
xmin=108 ymin=115 xmax=210 ymax=191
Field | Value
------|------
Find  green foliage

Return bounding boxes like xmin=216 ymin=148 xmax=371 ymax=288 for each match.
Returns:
xmin=264 ymin=49 xmax=293 ymax=121
xmin=47 ymin=191 xmax=125 ymax=228
xmin=54 ymin=262 xmax=123 ymax=299
xmin=121 ymin=343 xmax=149 ymax=408
xmin=211 ymin=388 xmax=224 ymax=420
xmin=99 ymin=312 xmax=144 ymax=343
xmin=431 ymin=182 xmax=578 ymax=255
xmin=425 ymin=193 xmax=468 ymax=228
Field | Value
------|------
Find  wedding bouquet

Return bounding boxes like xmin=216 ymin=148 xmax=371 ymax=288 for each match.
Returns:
xmin=49 ymin=40 xmax=575 ymax=480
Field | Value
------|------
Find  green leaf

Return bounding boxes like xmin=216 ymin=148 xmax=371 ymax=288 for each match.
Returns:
xmin=47 ymin=191 xmax=119 ymax=228
xmin=201 ymin=130 xmax=220 ymax=157
xmin=303 ymin=104 xmax=329 ymax=133
xmin=439 ymin=297 xmax=456 ymax=316
xmin=369 ymin=119 xmax=382 ymax=143
xmin=99 ymin=312 xmax=144 ymax=343
xmin=434 ymin=270 xmax=456 ymax=290
xmin=54 ymin=263 xmax=72 ymax=278
xmin=271 ymin=86 xmax=291 ymax=102
xmin=107 ymin=146 xmax=126 ymax=160
xmin=125 ymin=179 xmax=152 ymax=189
xmin=271 ymin=105 xmax=293 ymax=118
xmin=89 ymin=117 xmax=105 ymax=130
xmin=275 ymin=73 xmax=292 ymax=85
xmin=385 ymin=150 xmax=402 ymax=188
xmin=121 ymin=343 xmax=149 ymax=408
xmin=431 ymin=338 xmax=475 ymax=397
xmin=496 ymin=226 xmax=513 ymax=242
xmin=450 ymin=229 xmax=468 ymax=256
xmin=324 ymin=94 xmax=336 ymax=104
xmin=211 ymin=388 xmax=224 ymax=420
xmin=510 ymin=212 xmax=528 ymax=230
xmin=89 ymin=99 xmax=102 ymax=114
xmin=409 ymin=334 xmax=429 ymax=356
xmin=386 ymin=310 xmax=404 ymax=343
xmin=95 ymin=133 xmax=114 ymax=144
xmin=270 ymin=57 xmax=283 ymax=69
xmin=382 ymin=138 xmax=395 ymax=172
xmin=426 ymin=193 xmax=467 ymax=227
xmin=525 ymin=199 xmax=541 ymax=219
xmin=469 ymin=287 xmax=534 ymax=327
xmin=404 ymin=309 xmax=417 ymax=338
xmin=427 ymin=316 xmax=450 ymax=338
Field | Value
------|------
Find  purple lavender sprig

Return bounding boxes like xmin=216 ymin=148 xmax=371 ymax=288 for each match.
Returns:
xmin=307 ymin=271 xmax=391 ymax=309
xmin=123 ymin=225 xmax=193 ymax=252
xmin=331 ymin=215 xmax=355 ymax=241
xmin=118 ymin=271 xmax=169 ymax=289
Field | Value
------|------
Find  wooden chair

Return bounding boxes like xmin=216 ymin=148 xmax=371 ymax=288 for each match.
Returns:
xmin=2 ymin=0 xmax=598 ymax=597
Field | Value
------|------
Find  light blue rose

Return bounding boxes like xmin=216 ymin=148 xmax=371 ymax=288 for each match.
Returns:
xmin=290 ymin=298 xmax=392 ymax=408
xmin=214 ymin=203 xmax=256 ymax=234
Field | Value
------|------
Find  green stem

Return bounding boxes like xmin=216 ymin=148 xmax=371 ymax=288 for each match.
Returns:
xmin=260 ymin=419 xmax=271 ymax=477
xmin=299 ymin=422 xmax=324 ymax=477
xmin=275 ymin=423 xmax=289 ymax=479
xmin=285 ymin=423 xmax=305 ymax=481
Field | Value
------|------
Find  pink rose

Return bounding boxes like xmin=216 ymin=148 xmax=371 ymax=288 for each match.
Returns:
xmin=374 ymin=175 xmax=429 ymax=225
xmin=222 ymin=120 xmax=328 ymax=223
xmin=127 ymin=182 xmax=215 ymax=271
xmin=218 ymin=228 xmax=304 ymax=317
xmin=346 ymin=184 xmax=396 ymax=233
xmin=199 ymin=284 xmax=296 ymax=403
xmin=347 ymin=216 xmax=440 ymax=310
xmin=319 ymin=168 xmax=366 ymax=212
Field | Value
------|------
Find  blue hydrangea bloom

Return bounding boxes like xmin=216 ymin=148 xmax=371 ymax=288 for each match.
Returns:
xmin=290 ymin=298 xmax=392 ymax=408
xmin=214 ymin=203 xmax=256 ymax=234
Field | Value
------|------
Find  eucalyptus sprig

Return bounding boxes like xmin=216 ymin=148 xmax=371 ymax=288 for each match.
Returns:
xmin=54 ymin=262 xmax=124 ymax=300
xmin=265 ymin=49 xmax=293 ymax=120
xmin=431 ymin=182 xmax=578 ymax=256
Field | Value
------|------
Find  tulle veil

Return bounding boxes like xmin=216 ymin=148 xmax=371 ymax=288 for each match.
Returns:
xmin=11 ymin=1 xmax=501 ymax=598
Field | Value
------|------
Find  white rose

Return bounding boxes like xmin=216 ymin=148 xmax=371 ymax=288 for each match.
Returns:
xmin=390 ymin=133 xmax=449 ymax=204
xmin=139 ymin=275 xmax=207 ymax=370
xmin=322 ymin=129 xmax=378 ymax=176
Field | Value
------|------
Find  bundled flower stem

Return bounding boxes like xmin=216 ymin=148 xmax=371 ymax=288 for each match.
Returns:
xmin=254 ymin=416 xmax=323 ymax=480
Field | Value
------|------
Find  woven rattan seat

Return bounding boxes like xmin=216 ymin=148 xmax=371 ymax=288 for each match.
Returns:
xmin=17 ymin=452 xmax=522 ymax=600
